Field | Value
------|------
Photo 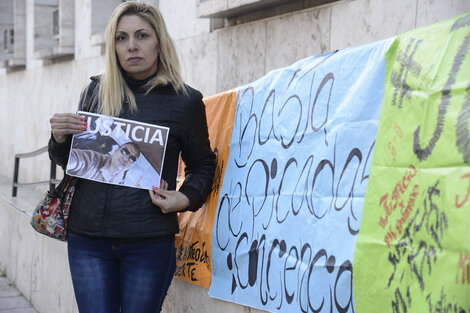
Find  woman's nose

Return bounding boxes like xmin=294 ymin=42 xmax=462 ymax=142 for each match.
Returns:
xmin=128 ymin=38 xmax=138 ymax=51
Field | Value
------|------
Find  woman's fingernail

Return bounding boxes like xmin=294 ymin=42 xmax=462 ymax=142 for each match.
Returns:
xmin=152 ymin=186 xmax=158 ymax=190
xmin=79 ymin=116 xmax=85 ymax=120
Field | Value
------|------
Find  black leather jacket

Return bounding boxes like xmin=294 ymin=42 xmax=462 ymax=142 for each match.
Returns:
xmin=48 ymin=75 xmax=215 ymax=238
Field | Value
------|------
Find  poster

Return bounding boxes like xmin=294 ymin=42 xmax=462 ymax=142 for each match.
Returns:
xmin=208 ymin=38 xmax=393 ymax=312
xmin=67 ymin=111 xmax=169 ymax=190
xmin=354 ymin=14 xmax=470 ymax=313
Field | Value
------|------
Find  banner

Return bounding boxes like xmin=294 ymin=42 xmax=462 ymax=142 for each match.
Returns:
xmin=208 ymin=39 xmax=392 ymax=312
xmin=173 ymin=13 xmax=470 ymax=313
xmin=354 ymin=14 xmax=470 ymax=313
xmin=174 ymin=91 xmax=238 ymax=287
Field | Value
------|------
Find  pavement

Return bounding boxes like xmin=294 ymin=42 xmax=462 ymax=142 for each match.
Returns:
xmin=0 ymin=276 xmax=38 ymax=313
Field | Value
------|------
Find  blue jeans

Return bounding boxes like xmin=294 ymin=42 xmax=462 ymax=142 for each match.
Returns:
xmin=68 ymin=233 xmax=176 ymax=313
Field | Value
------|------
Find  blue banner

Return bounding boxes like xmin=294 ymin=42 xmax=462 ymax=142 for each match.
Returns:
xmin=209 ymin=38 xmax=393 ymax=312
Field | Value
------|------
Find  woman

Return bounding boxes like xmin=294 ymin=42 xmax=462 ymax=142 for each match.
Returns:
xmin=48 ymin=2 xmax=215 ymax=312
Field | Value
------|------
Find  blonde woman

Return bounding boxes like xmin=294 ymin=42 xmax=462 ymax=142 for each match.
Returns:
xmin=48 ymin=2 xmax=215 ymax=312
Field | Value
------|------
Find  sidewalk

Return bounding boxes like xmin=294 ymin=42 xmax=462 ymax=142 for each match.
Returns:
xmin=0 ymin=276 xmax=38 ymax=313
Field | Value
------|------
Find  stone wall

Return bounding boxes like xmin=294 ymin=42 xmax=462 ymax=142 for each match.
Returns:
xmin=0 ymin=0 xmax=468 ymax=312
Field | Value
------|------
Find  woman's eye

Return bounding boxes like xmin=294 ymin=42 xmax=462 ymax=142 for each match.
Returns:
xmin=116 ymin=35 xmax=127 ymax=41
xmin=138 ymin=33 xmax=148 ymax=39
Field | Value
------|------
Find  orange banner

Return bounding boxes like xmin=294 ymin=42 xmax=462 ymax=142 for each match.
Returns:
xmin=174 ymin=90 xmax=237 ymax=288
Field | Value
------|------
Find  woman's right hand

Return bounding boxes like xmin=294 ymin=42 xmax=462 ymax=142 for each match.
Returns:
xmin=49 ymin=113 xmax=87 ymax=143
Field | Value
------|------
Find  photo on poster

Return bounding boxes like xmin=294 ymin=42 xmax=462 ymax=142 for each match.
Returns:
xmin=66 ymin=111 xmax=169 ymax=190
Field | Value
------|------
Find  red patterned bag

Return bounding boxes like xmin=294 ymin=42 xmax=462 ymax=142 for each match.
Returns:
xmin=31 ymin=175 xmax=78 ymax=241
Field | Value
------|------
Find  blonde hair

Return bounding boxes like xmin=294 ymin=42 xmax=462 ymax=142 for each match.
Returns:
xmin=98 ymin=1 xmax=186 ymax=116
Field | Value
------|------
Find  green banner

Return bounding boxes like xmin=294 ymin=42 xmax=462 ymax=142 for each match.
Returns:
xmin=354 ymin=13 xmax=470 ymax=313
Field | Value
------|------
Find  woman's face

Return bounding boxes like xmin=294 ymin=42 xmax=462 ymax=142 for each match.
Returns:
xmin=115 ymin=14 xmax=159 ymax=80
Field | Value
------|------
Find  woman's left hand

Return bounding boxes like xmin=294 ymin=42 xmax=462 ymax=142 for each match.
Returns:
xmin=148 ymin=180 xmax=190 ymax=214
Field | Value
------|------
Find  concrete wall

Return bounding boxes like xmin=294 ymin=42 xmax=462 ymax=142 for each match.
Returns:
xmin=0 ymin=0 xmax=468 ymax=312
xmin=0 ymin=178 xmax=78 ymax=313
xmin=12 ymin=0 xmax=27 ymax=65
xmin=1 ymin=0 xmax=469 ymax=181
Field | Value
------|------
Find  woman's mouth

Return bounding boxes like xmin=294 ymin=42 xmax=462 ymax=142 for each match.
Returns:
xmin=127 ymin=57 xmax=142 ymax=63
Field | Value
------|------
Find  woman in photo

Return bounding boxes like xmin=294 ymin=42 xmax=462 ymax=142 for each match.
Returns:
xmin=48 ymin=2 xmax=215 ymax=312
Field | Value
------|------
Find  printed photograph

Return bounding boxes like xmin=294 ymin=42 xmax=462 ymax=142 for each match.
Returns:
xmin=66 ymin=111 xmax=169 ymax=190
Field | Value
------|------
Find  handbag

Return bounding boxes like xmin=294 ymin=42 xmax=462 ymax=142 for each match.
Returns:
xmin=30 ymin=81 xmax=95 ymax=240
xmin=30 ymin=174 xmax=78 ymax=241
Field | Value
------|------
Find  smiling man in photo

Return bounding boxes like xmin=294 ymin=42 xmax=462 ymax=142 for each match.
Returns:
xmin=67 ymin=141 xmax=141 ymax=185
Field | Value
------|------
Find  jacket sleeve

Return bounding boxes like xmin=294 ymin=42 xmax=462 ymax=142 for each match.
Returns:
xmin=48 ymin=80 xmax=97 ymax=170
xmin=48 ymin=134 xmax=73 ymax=170
xmin=178 ymin=93 xmax=216 ymax=212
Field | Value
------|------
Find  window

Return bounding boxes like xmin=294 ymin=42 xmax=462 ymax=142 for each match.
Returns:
xmin=3 ymin=29 xmax=14 ymax=52
xmin=52 ymin=8 xmax=59 ymax=37
xmin=34 ymin=0 xmax=74 ymax=61
xmin=3 ymin=30 xmax=8 ymax=51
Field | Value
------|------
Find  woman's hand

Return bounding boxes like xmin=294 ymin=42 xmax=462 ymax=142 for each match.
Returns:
xmin=49 ymin=113 xmax=87 ymax=143
xmin=148 ymin=179 xmax=190 ymax=214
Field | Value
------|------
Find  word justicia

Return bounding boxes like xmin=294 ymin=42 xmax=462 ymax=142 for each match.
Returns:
xmin=85 ymin=116 xmax=165 ymax=146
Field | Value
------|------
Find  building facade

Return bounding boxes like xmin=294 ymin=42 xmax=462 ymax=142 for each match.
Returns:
xmin=0 ymin=0 xmax=468 ymax=312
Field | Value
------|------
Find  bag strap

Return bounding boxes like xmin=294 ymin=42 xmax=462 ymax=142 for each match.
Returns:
xmin=79 ymin=79 xmax=98 ymax=113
